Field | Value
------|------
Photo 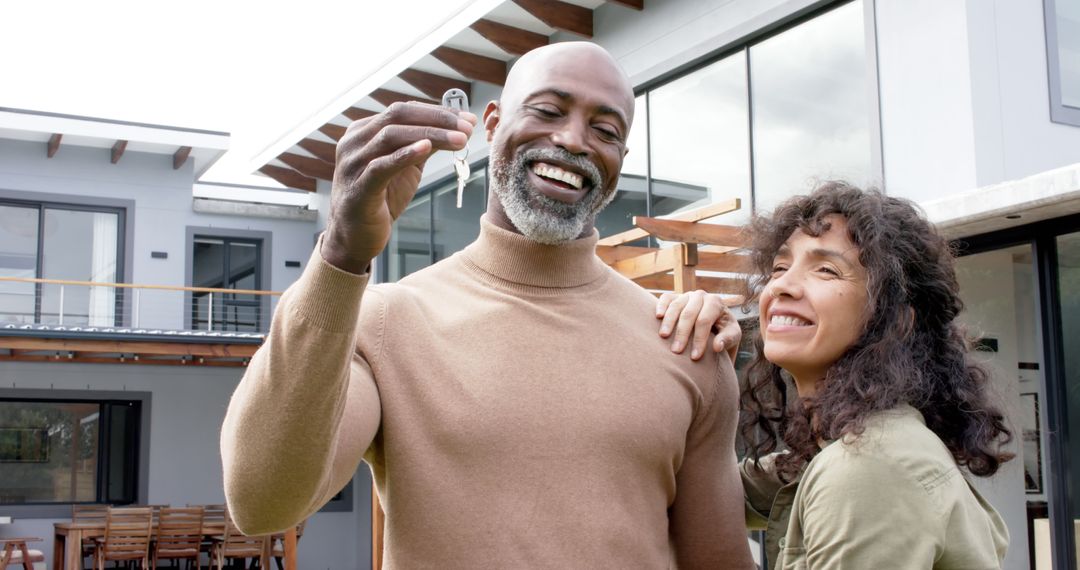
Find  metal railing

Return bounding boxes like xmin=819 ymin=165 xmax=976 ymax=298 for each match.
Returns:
xmin=0 ymin=276 xmax=282 ymax=334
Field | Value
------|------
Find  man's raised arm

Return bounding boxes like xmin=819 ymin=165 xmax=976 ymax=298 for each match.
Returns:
xmin=219 ymin=102 xmax=476 ymax=534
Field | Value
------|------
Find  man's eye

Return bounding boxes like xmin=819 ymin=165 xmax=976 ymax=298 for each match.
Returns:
xmin=594 ymin=126 xmax=622 ymax=141
xmin=528 ymin=105 xmax=560 ymax=117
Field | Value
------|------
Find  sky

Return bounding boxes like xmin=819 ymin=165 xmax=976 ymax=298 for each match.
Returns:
xmin=1 ymin=0 xmax=477 ymax=188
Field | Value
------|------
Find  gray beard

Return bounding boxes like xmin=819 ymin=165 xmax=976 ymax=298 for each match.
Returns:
xmin=489 ymin=147 xmax=615 ymax=245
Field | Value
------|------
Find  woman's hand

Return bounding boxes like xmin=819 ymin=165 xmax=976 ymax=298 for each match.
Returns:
xmin=656 ymin=290 xmax=741 ymax=362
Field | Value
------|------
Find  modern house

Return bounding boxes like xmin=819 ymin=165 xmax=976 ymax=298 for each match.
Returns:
xmin=249 ymin=0 xmax=1080 ymax=568
xmin=0 ymin=108 xmax=368 ymax=568
xmin=3 ymin=0 xmax=1078 ymax=568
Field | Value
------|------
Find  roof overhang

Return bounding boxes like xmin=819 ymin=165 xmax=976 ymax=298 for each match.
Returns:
xmin=0 ymin=107 xmax=230 ymax=178
xmin=249 ymin=0 xmax=645 ymax=192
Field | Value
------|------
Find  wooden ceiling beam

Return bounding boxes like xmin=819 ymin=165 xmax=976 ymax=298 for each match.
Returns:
xmin=513 ymin=0 xmax=593 ymax=37
xmin=298 ymin=138 xmax=337 ymax=163
xmin=398 ymin=68 xmax=472 ymax=101
xmin=278 ymin=152 xmax=334 ymax=181
xmin=696 ymin=251 xmax=753 ymax=273
xmin=597 ymin=198 xmax=741 ymax=246
xmin=319 ymin=123 xmax=347 ymax=141
xmin=173 ymin=146 xmax=192 ymax=170
xmin=469 ymin=19 xmax=548 ymax=56
xmin=370 ymin=89 xmax=438 ymax=109
xmin=594 ymin=245 xmax=656 ymax=265
xmin=607 ymin=0 xmax=643 ymax=9
xmin=431 ymin=46 xmax=507 ymax=86
xmin=259 ymin=164 xmax=317 ymax=192
xmin=47 ymin=134 xmax=62 ymax=158
xmin=111 ymin=140 xmax=127 ymax=164
xmin=343 ymin=107 xmax=377 ymax=121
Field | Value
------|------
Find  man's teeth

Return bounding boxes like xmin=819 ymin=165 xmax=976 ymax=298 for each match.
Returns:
xmin=771 ymin=315 xmax=811 ymax=327
xmin=532 ymin=163 xmax=584 ymax=190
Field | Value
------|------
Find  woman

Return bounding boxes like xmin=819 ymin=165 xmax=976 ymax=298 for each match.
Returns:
xmin=658 ymin=182 xmax=1012 ymax=569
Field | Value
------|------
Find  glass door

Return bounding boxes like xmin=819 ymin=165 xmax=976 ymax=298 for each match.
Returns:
xmin=1056 ymin=230 xmax=1080 ymax=569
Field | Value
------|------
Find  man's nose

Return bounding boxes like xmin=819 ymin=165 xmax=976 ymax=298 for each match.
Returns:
xmin=550 ymin=119 xmax=589 ymax=155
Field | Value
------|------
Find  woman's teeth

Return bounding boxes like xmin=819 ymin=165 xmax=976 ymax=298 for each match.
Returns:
xmin=771 ymin=315 xmax=811 ymax=326
xmin=532 ymin=163 xmax=584 ymax=189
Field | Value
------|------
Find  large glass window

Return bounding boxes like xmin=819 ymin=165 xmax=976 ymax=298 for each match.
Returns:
xmin=1045 ymin=0 xmax=1080 ymax=125
xmin=1058 ymin=230 xmax=1080 ymax=568
xmin=0 ymin=399 xmax=140 ymax=505
xmin=749 ymin=0 xmax=874 ymax=212
xmin=433 ymin=168 xmax=487 ymax=263
xmin=955 ymin=244 xmax=1043 ymax=570
xmin=650 ymin=54 xmax=750 ymax=223
xmin=0 ymin=201 xmax=122 ymax=327
xmin=386 ymin=192 xmax=433 ymax=282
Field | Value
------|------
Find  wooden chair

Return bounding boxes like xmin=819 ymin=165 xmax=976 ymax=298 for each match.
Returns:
xmin=93 ymin=506 xmax=153 ymax=569
xmin=210 ymin=511 xmax=268 ymax=570
xmin=73 ymin=505 xmax=110 ymax=568
xmin=0 ymin=537 xmax=44 ymax=570
xmin=193 ymin=505 xmax=225 ymax=568
xmin=272 ymin=519 xmax=306 ymax=570
xmin=152 ymin=507 xmax=204 ymax=569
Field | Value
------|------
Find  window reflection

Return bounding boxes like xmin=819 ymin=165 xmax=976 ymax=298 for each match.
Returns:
xmin=386 ymin=193 xmax=432 ymax=282
xmin=750 ymin=0 xmax=873 ymax=213
xmin=1052 ymin=0 xmax=1080 ymax=108
xmin=433 ymin=168 xmax=486 ymax=262
xmin=649 ymin=54 xmax=750 ymax=223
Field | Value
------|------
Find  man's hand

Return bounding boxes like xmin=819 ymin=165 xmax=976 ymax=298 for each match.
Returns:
xmin=321 ymin=102 xmax=477 ymax=274
xmin=656 ymin=290 xmax=742 ymax=362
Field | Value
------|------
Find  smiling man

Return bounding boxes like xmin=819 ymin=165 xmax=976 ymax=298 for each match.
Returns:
xmin=221 ymin=42 xmax=753 ymax=569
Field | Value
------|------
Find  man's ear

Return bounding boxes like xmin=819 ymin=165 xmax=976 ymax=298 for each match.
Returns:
xmin=483 ymin=101 xmax=500 ymax=143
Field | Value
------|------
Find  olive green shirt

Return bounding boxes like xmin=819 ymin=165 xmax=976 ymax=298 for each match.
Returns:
xmin=743 ymin=405 xmax=1009 ymax=569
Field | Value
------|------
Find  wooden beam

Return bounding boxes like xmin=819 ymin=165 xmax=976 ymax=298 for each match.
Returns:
xmin=173 ymin=146 xmax=192 ymax=170
xmin=607 ymin=0 xmax=643 ymax=9
xmin=696 ymin=251 xmax=753 ymax=273
xmin=632 ymin=217 xmax=746 ymax=247
xmin=319 ymin=123 xmax=347 ymax=141
xmin=370 ymin=89 xmax=438 ymax=109
xmin=470 ymin=19 xmax=548 ymax=56
xmin=259 ymin=164 xmax=317 ymax=192
xmin=298 ymin=138 xmax=337 ymax=163
xmin=0 ymin=353 xmax=246 ymax=367
xmin=111 ymin=140 xmax=127 ymax=164
xmin=343 ymin=107 xmax=378 ymax=122
xmin=431 ymin=46 xmax=507 ymax=86
xmin=398 ymin=68 xmax=472 ymax=101
xmin=0 ymin=337 xmax=259 ymax=358
xmin=47 ymin=133 xmax=62 ymax=158
xmin=634 ymin=273 xmax=744 ymax=294
xmin=595 ymin=245 xmax=656 ymax=264
xmin=597 ymin=198 xmax=741 ymax=246
xmin=609 ymin=246 xmax=681 ymax=281
xmin=278 ymin=152 xmax=334 ymax=181
xmin=513 ymin=0 xmax=593 ymax=37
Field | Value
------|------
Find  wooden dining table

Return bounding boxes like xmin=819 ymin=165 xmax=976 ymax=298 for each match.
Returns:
xmin=53 ymin=521 xmax=297 ymax=570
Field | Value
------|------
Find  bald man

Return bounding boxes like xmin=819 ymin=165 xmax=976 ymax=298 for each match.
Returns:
xmin=221 ymin=42 xmax=754 ymax=569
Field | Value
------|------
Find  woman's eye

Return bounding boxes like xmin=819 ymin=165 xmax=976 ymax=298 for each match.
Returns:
xmin=819 ymin=266 xmax=840 ymax=276
xmin=771 ymin=265 xmax=787 ymax=275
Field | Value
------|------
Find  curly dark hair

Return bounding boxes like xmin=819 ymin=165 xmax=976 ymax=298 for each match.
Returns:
xmin=740 ymin=181 xmax=1013 ymax=482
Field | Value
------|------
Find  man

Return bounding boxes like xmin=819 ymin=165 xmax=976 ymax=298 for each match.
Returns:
xmin=221 ymin=42 xmax=753 ymax=569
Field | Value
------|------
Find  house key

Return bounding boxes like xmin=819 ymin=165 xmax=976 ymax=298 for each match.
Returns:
xmin=442 ymin=88 xmax=470 ymax=208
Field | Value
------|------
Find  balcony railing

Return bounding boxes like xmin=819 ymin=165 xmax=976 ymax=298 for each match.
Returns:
xmin=0 ymin=276 xmax=281 ymax=335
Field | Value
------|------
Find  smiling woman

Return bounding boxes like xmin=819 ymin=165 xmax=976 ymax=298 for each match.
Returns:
xmin=737 ymin=181 xmax=1014 ymax=569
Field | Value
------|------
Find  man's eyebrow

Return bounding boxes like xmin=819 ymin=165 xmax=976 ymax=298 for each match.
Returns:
xmin=525 ymin=88 xmax=629 ymax=131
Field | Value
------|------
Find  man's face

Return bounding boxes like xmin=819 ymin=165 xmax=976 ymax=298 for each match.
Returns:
xmin=485 ymin=46 xmax=634 ymax=244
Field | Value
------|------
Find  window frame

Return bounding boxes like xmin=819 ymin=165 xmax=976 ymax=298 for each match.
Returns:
xmin=1044 ymin=0 xmax=1080 ymax=126
xmin=184 ymin=227 xmax=272 ymax=332
xmin=0 ymin=388 xmax=152 ymax=519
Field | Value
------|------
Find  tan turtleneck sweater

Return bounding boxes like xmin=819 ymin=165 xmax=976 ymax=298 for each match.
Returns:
xmin=221 ymin=215 xmax=753 ymax=569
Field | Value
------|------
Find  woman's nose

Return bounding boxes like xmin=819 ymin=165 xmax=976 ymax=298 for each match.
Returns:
xmin=765 ymin=270 xmax=802 ymax=300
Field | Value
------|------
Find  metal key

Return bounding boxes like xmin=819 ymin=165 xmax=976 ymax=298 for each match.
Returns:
xmin=442 ymin=88 xmax=471 ymax=208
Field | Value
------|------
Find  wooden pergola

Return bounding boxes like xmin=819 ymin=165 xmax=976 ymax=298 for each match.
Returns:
xmin=598 ymin=198 xmax=751 ymax=301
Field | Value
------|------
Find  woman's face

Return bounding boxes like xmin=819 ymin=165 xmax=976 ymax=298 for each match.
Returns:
xmin=758 ymin=215 xmax=869 ymax=394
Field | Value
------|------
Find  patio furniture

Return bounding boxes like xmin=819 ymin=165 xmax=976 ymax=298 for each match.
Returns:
xmin=152 ymin=507 xmax=204 ymax=570
xmin=272 ymin=519 xmax=306 ymax=570
xmin=210 ymin=511 xmax=268 ymax=570
xmin=0 ymin=537 xmax=44 ymax=570
xmin=72 ymin=505 xmax=109 ymax=568
xmin=92 ymin=507 xmax=153 ymax=569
